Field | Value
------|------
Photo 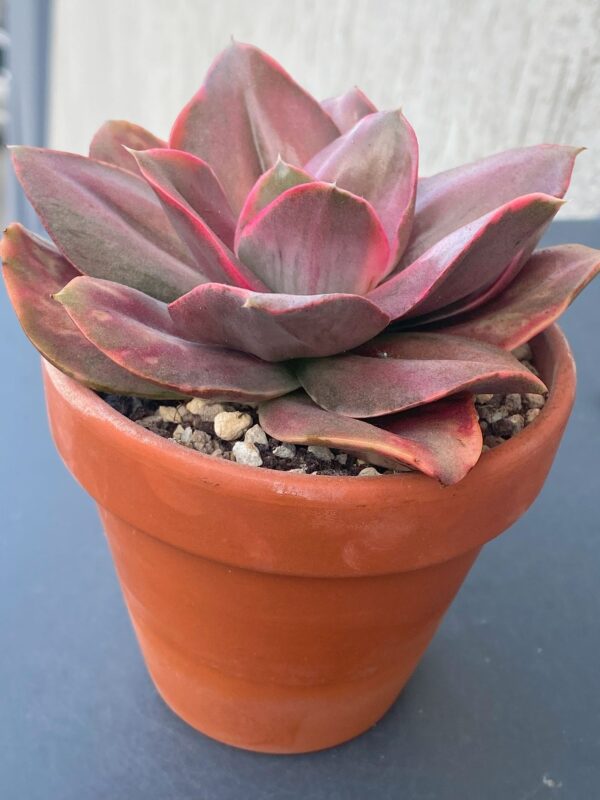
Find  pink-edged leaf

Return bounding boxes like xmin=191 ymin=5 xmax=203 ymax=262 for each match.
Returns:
xmin=296 ymin=332 xmax=546 ymax=418
xmin=89 ymin=120 xmax=166 ymax=175
xmin=404 ymin=144 xmax=582 ymax=264
xmin=441 ymin=245 xmax=600 ymax=350
xmin=131 ymin=148 xmax=265 ymax=290
xmin=321 ymin=87 xmax=377 ymax=133
xmin=169 ymin=41 xmax=339 ymax=214
xmin=235 ymin=158 xmax=312 ymax=247
xmin=168 ymin=283 xmax=390 ymax=362
xmin=369 ymin=194 xmax=563 ymax=321
xmin=10 ymin=146 xmax=205 ymax=302
xmin=305 ymin=110 xmax=418 ymax=268
xmin=258 ymin=391 xmax=482 ymax=485
xmin=236 ymin=182 xmax=390 ymax=295
xmin=375 ymin=396 xmax=483 ymax=484
xmin=132 ymin=147 xmax=236 ymax=247
xmin=1 ymin=224 xmax=180 ymax=397
xmin=55 ymin=276 xmax=299 ymax=402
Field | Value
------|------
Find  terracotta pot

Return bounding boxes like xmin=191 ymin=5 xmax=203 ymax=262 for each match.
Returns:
xmin=42 ymin=325 xmax=575 ymax=754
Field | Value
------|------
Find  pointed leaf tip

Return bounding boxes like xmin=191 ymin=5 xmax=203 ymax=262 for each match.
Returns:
xmin=169 ymin=283 xmax=390 ymax=361
xmin=131 ymin=147 xmax=265 ymax=290
xmin=405 ymin=144 xmax=582 ymax=264
xmin=321 ymin=86 xmax=377 ymax=133
xmin=235 ymin=159 xmax=313 ymax=247
xmin=259 ymin=391 xmax=482 ymax=484
xmin=236 ymin=181 xmax=390 ymax=295
xmin=169 ymin=41 xmax=339 ymax=213
xmin=371 ymin=193 xmax=563 ymax=321
xmin=306 ymin=109 xmax=418 ymax=268
xmin=297 ymin=332 xmax=546 ymax=418
xmin=440 ymin=244 xmax=600 ymax=350
xmin=89 ymin=120 xmax=166 ymax=175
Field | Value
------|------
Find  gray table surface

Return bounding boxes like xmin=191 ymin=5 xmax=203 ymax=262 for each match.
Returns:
xmin=1 ymin=221 xmax=599 ymax=800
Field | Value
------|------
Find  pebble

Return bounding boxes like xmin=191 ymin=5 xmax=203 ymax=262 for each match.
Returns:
xmin=525 ymin=393 xmax=545 ymax=409
xmin=158 ymin=405 xmax=182 ymax=423
xmin=231 ymin=441 xmax=263 ymax=467
xmin=504 ymin=393 xmax=522 ymax=413
xmin=186 ymin=397 xmax=208 ymax=415
xmin=137 ymin=414 xmax=162 ymax=428
xmin=273 ymin=443 xmax=296 ymax=459
xmin=475 ymin=393 xmax=502 ymax=408
xmin=494 ymin=414 xmax=524 ymax=437
xmin=185 ymin=398 xmax=230 ymax=421
xmin=474 ymin=372 xmax=547 ymax=455
xmin=307 ymin=445 xmax=334 ymax=461
xmin=176 ymin=404 xmax=193 ymax=423
xmin=484 ymin=435 xmax=506 ymax=449
xmin=123 ymin=344 xmax=549 ymax=475
xmin=191 ymin=429 xmax=212 ymax=451
xmin=213 ymin=411 xmax=253 ymax=441
xmin=173 ymin=424 xmax=193 ymax=445
xmin=478 ymin=406 xmax=506 ymax=424
xmin=197 ymin=402 xmax=229 ymax=422
xmin=244 ymin=424 xmax=269 ymax=445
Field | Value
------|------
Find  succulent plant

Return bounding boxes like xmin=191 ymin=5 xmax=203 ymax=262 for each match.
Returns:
xmin=3 ymin=42 xmax=600 ymax=484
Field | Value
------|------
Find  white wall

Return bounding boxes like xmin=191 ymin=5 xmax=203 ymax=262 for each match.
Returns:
xmin=49 ymin=0 xmax=600 ymax=218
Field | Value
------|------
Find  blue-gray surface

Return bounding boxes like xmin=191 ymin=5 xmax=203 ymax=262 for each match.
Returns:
xmin=4 ymin=0 xmax=51 ymax=231
xmin=1 ymin=222 xmax=599 ymax=800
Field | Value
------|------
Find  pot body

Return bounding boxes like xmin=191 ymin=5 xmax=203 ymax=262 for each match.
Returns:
xmin=43 ymin=327 xmax=575 ymax=753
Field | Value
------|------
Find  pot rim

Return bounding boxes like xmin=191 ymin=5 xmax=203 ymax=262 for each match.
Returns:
xmin=42 ymin=324 xmax=576 ymax=505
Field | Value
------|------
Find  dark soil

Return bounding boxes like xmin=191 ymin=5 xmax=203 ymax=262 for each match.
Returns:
xmin=99 ymin=344 xmax=547 ymax=477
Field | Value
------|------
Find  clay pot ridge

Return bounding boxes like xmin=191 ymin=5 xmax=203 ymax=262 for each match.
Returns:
xmin=42 ymin=325 xmax=575 ymax=579
xmin=41 ymin=325 xmax=576 ymax=753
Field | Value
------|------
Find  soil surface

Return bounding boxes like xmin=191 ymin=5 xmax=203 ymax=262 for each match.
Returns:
xmin=99 ymin=343 xmax=547 ymax=477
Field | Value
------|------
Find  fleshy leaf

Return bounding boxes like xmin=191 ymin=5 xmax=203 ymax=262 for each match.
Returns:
xmin=369 ymin=194 xmax=563 ymax=321
xmin=131 ymin=148 xmax=266 ymax=290
xmin=1 ymin=224 xmax=180 ymax=397
xmin=235 ymin=158 xmax=312 ymax=247
xmin=10 ymin=146 xmax=205 ymax=302
xmin=258 ymin=391 xmax=482 ymax=485
xmin=441 ymin=245 xmax=600 ymax=350
xmin=132 ymin=147 xmax=236 ymax=246
xmin=168 ymin=283 xmax=390 ymax=361
xmin=321 ymin=87 xmax=377 ymax=133
xmin=296 ymin=332 xmax=546 ymax=418
xmin=404 ymin=144 xmax=582 ymax=264
xmin=375 ymin=396 xmax=483 ymax=484
xmin=305 ymin=110 xmax=418 ymax=267
xmin=236 ymin=182 xmax=390 ymax=295
xmin=55 ymin=276 xmax=299 ymax=402
xmin=89 ymin=120 xmax=166 ymax=175
xmin=169 ymin=41 xmax=339 ymax=214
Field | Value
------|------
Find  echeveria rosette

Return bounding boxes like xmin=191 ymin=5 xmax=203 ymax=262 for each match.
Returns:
xmin=3 ymin=42 xmax=600 ymax=485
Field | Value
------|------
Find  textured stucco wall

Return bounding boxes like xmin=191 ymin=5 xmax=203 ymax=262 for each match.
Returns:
xmin=49 ymin=0 xmax=600 ymax=218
